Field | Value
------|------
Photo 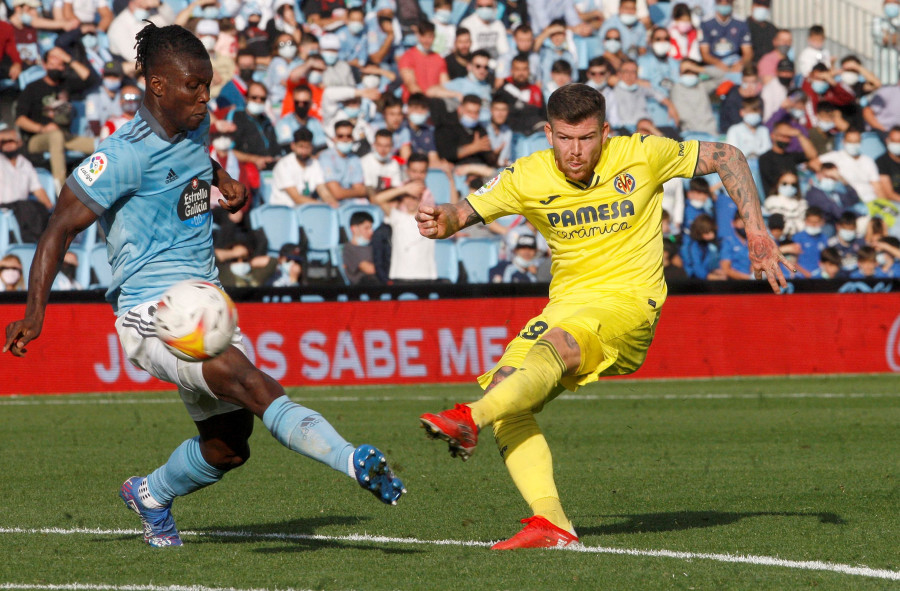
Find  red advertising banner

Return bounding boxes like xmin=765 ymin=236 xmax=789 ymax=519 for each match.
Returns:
xmin=1 ymin=293 xmax=899 ymax=395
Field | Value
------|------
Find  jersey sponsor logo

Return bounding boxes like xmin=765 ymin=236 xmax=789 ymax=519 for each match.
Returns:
xmin=546 ymin=199 xmax=636 ymax=239
xmin=77 ymin=152 xmax=108 ymax=186
xmin=473 ymin=174 xmax=500 ymax=196
xmin=613 ymin=173 xmax=636 ymax=195
xmin=178 ymin=177 xmax=211 ymax=227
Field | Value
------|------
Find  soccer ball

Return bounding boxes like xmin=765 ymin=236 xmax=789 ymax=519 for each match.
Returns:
xmin=154 ymin=280 xmax=238 ymax=361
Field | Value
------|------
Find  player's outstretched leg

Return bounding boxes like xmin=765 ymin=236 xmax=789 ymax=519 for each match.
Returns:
xmin=262 ymin=395 xmax=406 ymax=505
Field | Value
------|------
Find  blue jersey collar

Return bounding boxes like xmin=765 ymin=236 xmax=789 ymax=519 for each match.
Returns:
xmin=138 ymin=104 xmax=186 ymax=144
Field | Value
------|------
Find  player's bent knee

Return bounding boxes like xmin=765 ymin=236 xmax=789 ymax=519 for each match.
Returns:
xmin=539 ymin=328 xmax=583 ymax=373
xmin=204 ymin=349 xmax=284 ymax=415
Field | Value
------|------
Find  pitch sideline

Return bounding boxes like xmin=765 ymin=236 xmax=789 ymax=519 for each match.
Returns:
xmin=0 ymin=526 xmax=897 ymax=582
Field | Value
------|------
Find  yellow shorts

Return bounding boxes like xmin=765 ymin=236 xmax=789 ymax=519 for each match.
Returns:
xmin=477 ymin=293 xmax=661 ymax=393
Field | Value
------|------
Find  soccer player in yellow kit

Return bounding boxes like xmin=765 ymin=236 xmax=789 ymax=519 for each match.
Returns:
xmin=416 ymin=84 xmax=794 ymax=550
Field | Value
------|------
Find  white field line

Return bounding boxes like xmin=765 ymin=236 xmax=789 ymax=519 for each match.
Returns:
xmin=0 ymin=392 xmax=898 ymax=407
xmin=0 ymin=526 xmax=897 ymax=582
xmin=0 ymin=585 xmax=313 ymax=591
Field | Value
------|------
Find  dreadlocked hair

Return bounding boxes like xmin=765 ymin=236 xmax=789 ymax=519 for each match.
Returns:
xmin=134 ymin=22 xmax=208 ymax=77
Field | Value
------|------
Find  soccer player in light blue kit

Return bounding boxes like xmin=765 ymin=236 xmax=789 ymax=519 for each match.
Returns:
xmin=3 ymin=23 xmax=405 ymax=548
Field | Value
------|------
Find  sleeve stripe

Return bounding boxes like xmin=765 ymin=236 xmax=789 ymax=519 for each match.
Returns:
xmin=65 ymin=176 xmax=107 ymax=216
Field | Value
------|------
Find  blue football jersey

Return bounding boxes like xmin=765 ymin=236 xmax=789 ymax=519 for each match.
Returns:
xmin=66 ymin=105 xmax=218 ymax=315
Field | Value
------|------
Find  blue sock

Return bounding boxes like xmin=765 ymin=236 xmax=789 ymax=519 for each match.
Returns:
xmin=262 ymin=395 xmax=354 ymax=477
xmin=145 ymin=436 xmax=225 ymax=506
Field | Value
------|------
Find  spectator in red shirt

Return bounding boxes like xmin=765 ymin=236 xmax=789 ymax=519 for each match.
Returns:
xmin=398 ymin=21 xmax=459 ymax=101
xmin=0 ymin=21 xmax=23 ymax=83
xmin=802 ymin=63 xmax=856 ymax=122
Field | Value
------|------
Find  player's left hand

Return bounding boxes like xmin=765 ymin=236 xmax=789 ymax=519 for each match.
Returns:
xmin=217 ymin=177 xmax=250 ymax=213
xmin=748 ymin=231 xmax=797 ymax=293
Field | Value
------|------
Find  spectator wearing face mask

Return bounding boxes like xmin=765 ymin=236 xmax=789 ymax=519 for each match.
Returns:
xmin=276 ymin=83 xmax=327 ymax=151
xmin=85 ymin=59 xmax=125 ymax=138
xmin=108 ymin=0 xmax=173 ymax=64
xmin=876 ymin=125 xmax=900 ymax=202
xmin=763 ymin=170 xmax=806 ymax=236
xmin=268 ymin=242 xmax=305 ymax=287
xmin=271 ymin=127 xmax=328 ymax=207
xmin=489 ymin=234 xmax=539 ymax=283
xmin=217 ymin=50 xmax=257 ymax=111
xmin=796 ymin=24 xmax=831 ymax=78
xmin=342 ymin=211 xmax=379 ymax=285
xmin=808 ymin=101 xmax=848 ymax=155
xmin=459 ymin=0 xmax=509 ymax=63
xmin=719 ymin=210 xmax=753 ymax=280
xmin=667 ymin=2 xmax=701 ymax=62
xmin=536 ymin=20 xmax=579 ymax=85
xmin=725 ymin=96 xmax=771 ymax=160
xmin=758 ymin=28 xmax=793 ymax=85
xmin=806 ymin=164 xmax=866 ymax=226
xmin=700 ymin=0 xmax=752 ymax=84
xmin=809 ymin=246 xmax=845 ymax=279
xmin=403 ymin=93 xmax=441 ymax=167
xmin=100 ymin=83 xmax=141 ymax=139
xmin=758 ymin=120 xmax=820 ymax=197
xmin=0 ymin=255 xmax=26 ymax=291
xmin=398 ymin=21 xmax=456 ymax=102
xmin=316 ymin=119 xmax=369 ymax=206
xmin=670 ymin=58 xmax=721 ymax=138
xmin=14 ymin=47 xmax=97 ymax=188
xmin=598 ymin=0 xmax=647 ymax=60
xmin=875 ymin=236 xmax=900 ymax=277
xmin=361 ymin=128 xmax=403 ymax=196
xmin=849 ymin=246 xmax=890 ymax=279
xmin=638 ymin=26 xmax=680 ymax=97
xmin=801 ymin=63 xmax=856 ymax=125
xmin=611 ymin=59 xmax=677 ymax=134
xmin=761 ymin=58 xmax=797 ymax=123
xmin=682 ymin=213 xmax=726 ymax=280
xmin=820 ymin=128 xmax=883 ymax=204
xmin=230 ymin=82 xmax=280 ymax=172
xmin=0 ymin=125 xmax=53 ymax=242
xmin=791 ymin=206 xmax=829 ymax=274
xmin=599 ymin=25 xmax=628 ymax=71
xmin=264 ymin=32 xmax=301 ymax=115
xmin=826 ymin=212 xmax=865 ymax=271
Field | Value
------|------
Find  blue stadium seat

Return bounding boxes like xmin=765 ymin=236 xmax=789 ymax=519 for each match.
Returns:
xmin=69 ymin=222 xmax=99 ymax=288
xmin=513 ymin=131 xmax=550 ymax=160
xmin=34 ymin=167 xmax=57 ymax=206
xmin=257 ymin=170 xmax=274 ymax=205
xmin=89 ymin=243 xmax=111 ymax=288
xmin=338 ymin=203 xmax=383 ymax=238
xmin=425 ymin=168 xmax=453 ymax=204
xmin=457 ymin=237 xmax=501 ymax=284
xmin=434 ymin=239 xmax=459 ymax=284
xmin=5 ymin=243 xmax=37 ymax=284
xmin=18 ymin=65 xmax=45 ymax=91
xmin=295 ymin=203 xmax=340 ymax=265
xmin=0 ymin=209 xmax=23 ymax=255
xmin=860 ymin=131 xmax=886 ymax=160
xmin=249 ymin=204 xmax=300 ymax=256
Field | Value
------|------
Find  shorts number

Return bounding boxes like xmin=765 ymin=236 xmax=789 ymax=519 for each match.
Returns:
xmin=520 ymin=321 xmax=549 ymax=340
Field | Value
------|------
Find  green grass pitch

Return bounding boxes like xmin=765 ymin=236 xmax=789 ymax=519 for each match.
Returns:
xmin=0 ymin=374 xmax=897 ymax=590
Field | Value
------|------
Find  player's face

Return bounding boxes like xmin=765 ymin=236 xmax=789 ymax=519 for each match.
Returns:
xmin=545 ymin=116 xmax=609 ymax=183
xmin=155 ymin=56 xmax=213 ymax=133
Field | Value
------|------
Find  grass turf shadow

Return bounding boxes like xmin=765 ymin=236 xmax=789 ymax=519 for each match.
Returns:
xmin=579 ymin=511 xmax=846 ymax=536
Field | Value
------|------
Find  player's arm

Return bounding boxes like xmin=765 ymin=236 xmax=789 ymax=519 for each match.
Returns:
xmin=3 ymin=185 xmax=98 ymax=356
xmin=211 ymin=157 xmax=250 ymax=213
xmin=694 ymin=141 xmax=795 ymax=292
xmin=416 ymin=198 xmax=483 ymax=240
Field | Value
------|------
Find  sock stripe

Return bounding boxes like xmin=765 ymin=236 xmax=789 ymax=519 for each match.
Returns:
xmin=532 ymin=340 xmax=567 ymax=374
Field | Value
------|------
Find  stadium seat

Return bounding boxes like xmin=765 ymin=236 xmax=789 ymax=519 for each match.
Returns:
xmin=513 ymin=131 xmax=550 ymax=160
xmin=295 ymin=203 xmax=341 ymax=267
xmin=257 ymin=170 xmax=274 ymax=205
xmin=425 ymin=168 xmax=453 ymax=204
xmin=337 ymin=203 xmax=383 ymax=239
xmin=17 ymin=65 xmax=45 ymax=91
xmin=89 ymin=243 xmax=111 ymax=288
xmin=434 ymin=239 xmax=459 ymax=284
xmin=4 ymin=243 xmax=37 ymax=284
xmin=860 ymin=131 xmax=886 ymax=160
xmin=68 ymin=222 xmax=99 ymax=288
xmin=249 ymin=204 xmax=301 ymax=256
xmin=0 ymin=209 xmax=24 ymax=255
xmin=457 ymin=237 xmax=501 ymax=283
xmin=34 ymin=167 xmax=57 ymax=206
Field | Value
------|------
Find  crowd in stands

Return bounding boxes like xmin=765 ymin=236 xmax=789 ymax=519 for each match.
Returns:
xmin=3 ymin=0 xmax=900 ymax=290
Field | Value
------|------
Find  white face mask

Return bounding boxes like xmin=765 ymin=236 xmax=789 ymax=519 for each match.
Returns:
xmin=838 ymin=228 xmax=857 ymax=242
xmin=246 ymin=101 xmax=266 ymax=116
xmin=840 ymin=71 xmax=859 ymax=86
xmin=212 ymin=136 xmax=233 ymax=152
xmin=876 ymin=252 xmax=889 ymax=266
xmin=619 ymin=13 xmax=637 ymax=26
xmin=604 ymin=39 xmax=622 ymax=54
xmin=689 ymin=198 xmax=707 ymax=209
xmin=278 ymin=44 xmax=297 ymax=60
xmin=778 ymin=183 xmax=798 ymax=197
xmin=1 ymin=268 xmax=21 ymax=286
xmin=804 ymin=224 xmax=822 ymax=236
xmin=651 ymin=41 xmax=670 ymax=57
xmin=844 ymin=142 xmax=861 ymax=157
xmin=201 ymin=36 xmax=216 ymax=51
xmin=307 ymin=70 xmax=323 ymax=85
xmin=230 ymin=261 xmax=251 ymax=277
xmin=513 ymin=255 xmax=533 ymax=270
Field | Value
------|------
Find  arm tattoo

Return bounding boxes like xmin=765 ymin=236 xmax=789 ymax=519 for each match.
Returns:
xmin=694 ymin=141 xmax=766 ymax=232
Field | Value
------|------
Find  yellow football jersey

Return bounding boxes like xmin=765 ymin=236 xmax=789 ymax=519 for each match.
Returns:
xmin=467 ymin=134 xmax=699 ymax=305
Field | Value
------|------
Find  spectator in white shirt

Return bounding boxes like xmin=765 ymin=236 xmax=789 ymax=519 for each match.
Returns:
xmin=459 ymin=0 xmax=510 ymax=64
xmin=725 ymin=96 xmax=772 ymax=160
xmin=360 ymin=129 xmax=403 ymax=196
xmin=270 ymin=128 xmax=328 ymax=207
xmin=819 ymin=128 xmax=883 ymax=204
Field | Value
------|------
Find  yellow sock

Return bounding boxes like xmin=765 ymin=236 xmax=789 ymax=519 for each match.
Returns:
xmin=469 ymin=341 xmax=567 ymax=428
xmin=493 ymin=413 xmax=573 ymax=534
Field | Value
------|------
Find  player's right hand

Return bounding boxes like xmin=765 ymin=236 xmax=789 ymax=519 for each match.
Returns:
xmin=4 ymin=318 xmax=41 ymax=357
xmin=416 ymin=204 xmax=440 ymax=238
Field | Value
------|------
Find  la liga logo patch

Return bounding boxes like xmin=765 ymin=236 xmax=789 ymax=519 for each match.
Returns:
xmin=474 ymin=174 xmax=500 ymax=196
xmin=613 ymin=173 xmax=636 ymax=195
xmin=76 ymin=152 xmax=108 ymax=186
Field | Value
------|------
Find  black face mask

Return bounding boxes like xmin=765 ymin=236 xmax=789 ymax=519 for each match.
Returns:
xmin=776 ymin=140 xmax=791 ymax=151
xmin=239 ymin=68 xmax=254 ymax=83
xmin=778 ymin=76 xmax=792 ymax=88
xmin=248 ymin=18 xmax=261 ymax=28
xmin=47 ymin=69 xmax=65 ymax=83
xmin=295 ymin=105 xmax=309 ymax=119
xmin=295 ymin=153 xmax=310 ymax=164
xmin=61 ymin=262 xmax=77 ymax=280
xmin=3 ymin=148 xmax=21 ymax=159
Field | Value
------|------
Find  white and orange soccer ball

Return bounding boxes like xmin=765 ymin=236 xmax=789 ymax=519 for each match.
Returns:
xmin=154 ymin=280 xmax=238 ymax=361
